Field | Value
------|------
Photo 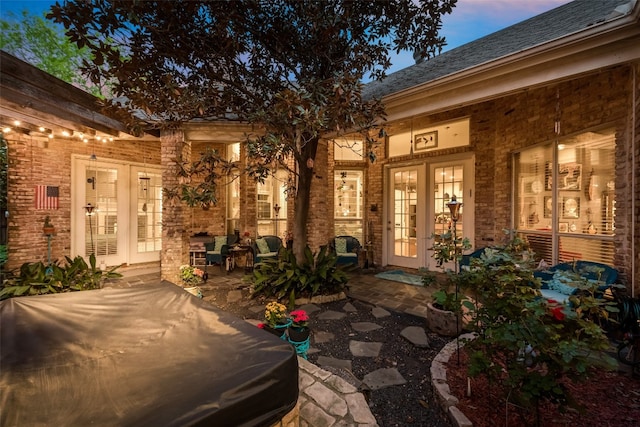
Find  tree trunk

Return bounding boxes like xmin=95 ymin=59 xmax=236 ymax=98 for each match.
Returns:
xmin=292 ymin=135 xmax=319 ymax=264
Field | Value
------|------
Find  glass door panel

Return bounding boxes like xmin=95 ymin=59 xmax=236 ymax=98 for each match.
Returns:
xmin=388 ymin=166 xmax=423 ymax=268
xmin=130 ymin=166 xmax=162 ymax=263
xmin=428 ymin=159 xmax=474 ymax=272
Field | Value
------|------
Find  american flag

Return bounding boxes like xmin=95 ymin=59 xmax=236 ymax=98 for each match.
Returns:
xmin=35 ymin=185 xmax=59 ymax=210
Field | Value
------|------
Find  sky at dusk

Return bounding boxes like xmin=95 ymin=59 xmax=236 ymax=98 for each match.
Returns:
xmin=1 ymin=0 xmax=574 ymax=73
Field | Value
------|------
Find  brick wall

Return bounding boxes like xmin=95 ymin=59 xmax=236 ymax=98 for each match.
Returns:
xmin=366 ymin=65 xmax=636 ymax=287
xmin=5 ymin=133 xmax=160 ymax=270
xmin=188 ymin=141 xmax=228 ymax=236
xmin=161 ymin=129 xmax=190 ymax=284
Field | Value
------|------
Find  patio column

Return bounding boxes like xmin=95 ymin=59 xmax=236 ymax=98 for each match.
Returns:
xmin=161 ymin=128 xmax=190 ymax=284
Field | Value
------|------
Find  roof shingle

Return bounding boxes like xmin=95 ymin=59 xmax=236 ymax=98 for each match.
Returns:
xmin=363 ymin=0 xmax=633 ymax=100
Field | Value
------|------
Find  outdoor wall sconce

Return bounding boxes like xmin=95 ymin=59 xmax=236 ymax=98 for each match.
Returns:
xmin=84 ymin=203 xmax=95 ymax=255
xmin=273 ymin=204 xmax=281 ymax=236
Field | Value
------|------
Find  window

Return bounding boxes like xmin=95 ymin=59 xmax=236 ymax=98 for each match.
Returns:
xmin=433 ymin=165 xmax=464 ymax=238
xmin=514 ymin=128 xmax=616 ymax=265
xmin=334 ymin=170 xmax=364 ymax=242
xmin=136 ymin=171 xmax=162 ymax=252
xmin=227 ymin=143 xmax=241 ymax=233
xmin=334 ymin=138 xmax=364 ymax=161
xmin=388 ymin=118 xmax=470 ymax=158
xmin=257 ymin=169 xmax=288 ymax=238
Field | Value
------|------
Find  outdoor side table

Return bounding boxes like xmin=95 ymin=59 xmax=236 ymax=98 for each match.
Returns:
xmin=227 ymin=245 xmax=253 ymax=273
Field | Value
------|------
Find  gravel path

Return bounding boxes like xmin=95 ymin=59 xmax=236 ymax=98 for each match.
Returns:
xmin=200 ymin=280 xmax=454 ymax=427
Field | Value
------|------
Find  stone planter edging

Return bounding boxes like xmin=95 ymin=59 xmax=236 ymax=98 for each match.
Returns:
xmin=430 ymin=332 xmax=477 ymax=427
xmin=294 ymin=291 xmax=347 ymax=305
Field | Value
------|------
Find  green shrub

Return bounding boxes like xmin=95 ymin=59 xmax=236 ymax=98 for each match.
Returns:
xmin=459 ymin=231 xmax=616 ymax=422
xmin=0 ymin=254 xmax=121 ymax=300
xmin=249 ymin=244 xmax=350 ymax=306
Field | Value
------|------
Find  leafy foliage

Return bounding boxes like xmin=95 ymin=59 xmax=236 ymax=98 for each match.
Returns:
xmin=249 ymin=245 xmax=349 ymax=306
xmin=0 ymin=10 xmax=109 ymax=97
xmin=49 ymin=0 xmax=457 ymax=262
xmin=458 ymin=231 xmax=616 ymax=421
xmin=0 ymin=254 xmax=121 ymax=300
xmin=163 ymin=147 xmax=235 ymax=208
xmin=430 ymin=231 xmax=471 ymax=270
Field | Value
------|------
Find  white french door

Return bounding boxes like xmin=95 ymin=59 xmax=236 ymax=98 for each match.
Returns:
xmin=72 ymin=157 xmax=162 ymax=267
xmin=387 ymin=165 xmax=426 ymax=269
xmin=385 ymin=157 xmax=474 ymax=271
xmin=130 ymin=166 xmax=163 ymax=263
xmin=426 ymin=158 xmax=475 ymax=271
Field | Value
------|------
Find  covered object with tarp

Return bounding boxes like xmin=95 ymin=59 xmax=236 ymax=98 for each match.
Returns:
xmin=0 ymin=282 xmax=298 ymax=426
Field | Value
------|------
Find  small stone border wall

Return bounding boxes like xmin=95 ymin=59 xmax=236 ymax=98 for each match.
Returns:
xmin=430 ymin=333 xmax=476 ymax=427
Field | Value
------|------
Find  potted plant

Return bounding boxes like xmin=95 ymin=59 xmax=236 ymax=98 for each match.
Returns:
xmin=178 ymin=264 xmax=205 ymax=297
xmin=426 ymin=231 xmax=472 ymax=336
xmin=257 ymin=302 xmax=291 ymax=338
xmin=287 ymin=309 xmax=310 ymax=342
xmin=427 ymin=284 xmax=472 ymax=336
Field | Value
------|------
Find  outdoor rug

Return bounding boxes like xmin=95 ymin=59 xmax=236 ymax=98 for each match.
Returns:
xmin=374 ymin=270 xmax=424 ymax=286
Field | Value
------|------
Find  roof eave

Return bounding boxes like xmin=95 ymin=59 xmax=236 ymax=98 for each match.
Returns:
xmin=383 ymin=2 xmax=640 ymax=120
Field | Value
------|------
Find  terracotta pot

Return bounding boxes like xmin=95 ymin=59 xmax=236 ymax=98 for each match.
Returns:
xmin=288 ymin=326 xmax=310 ymax=342
xmin=426 ymin=302 xmax=461 ymax=337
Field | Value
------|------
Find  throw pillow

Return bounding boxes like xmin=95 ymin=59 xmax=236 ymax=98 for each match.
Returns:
xmin=256 ymin=238 xmax=271 ymax=254
xmin=214 ymin=235 xmax=227 ymax=252
xmin=548 ymin=272 xmax=577 ymax=295
xmin=335 ymin=237 xmax=348 ymax=254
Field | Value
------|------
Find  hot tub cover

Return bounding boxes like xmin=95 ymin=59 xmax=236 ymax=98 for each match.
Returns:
xmin=0 ymin=281 xmax=298 ymax=426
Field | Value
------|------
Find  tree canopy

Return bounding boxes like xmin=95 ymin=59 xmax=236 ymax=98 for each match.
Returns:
xmin=0 ymin=10 xmax=109 ymax=97
xmin=49 ymin=0 xmax=457 ymax=260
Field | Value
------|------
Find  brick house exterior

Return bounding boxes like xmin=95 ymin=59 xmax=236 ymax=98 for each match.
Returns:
xmin=1 ymin=0 xmax=638 ymax=293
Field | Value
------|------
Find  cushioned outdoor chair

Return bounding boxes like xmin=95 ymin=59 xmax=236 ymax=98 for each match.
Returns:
xmin=252 ymin=235 xmax=283 ymax=264
xmin=331 ymin=236 xmax=362 ymax=266
xmin=459 ymin=247 xmax=487 ymax=270
xmin=534 ymin=260 xmax=619 ymax=303
xmin=205 ymin=234 xmax=239 ymax=271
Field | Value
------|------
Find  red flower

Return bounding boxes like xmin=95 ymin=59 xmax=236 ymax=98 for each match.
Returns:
xmin=257 ymin=323 xmax=265 ymax=329
xmin=290 ymin=310 xmax=308 ymax=323
xmin=551 ymin=306 xmax=565 ymax=321
xmin=289 ymin=310 xmax=309 ymax=327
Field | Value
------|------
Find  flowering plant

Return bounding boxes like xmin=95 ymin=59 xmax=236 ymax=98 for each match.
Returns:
xmin=546 ymin=299 xmax=566 ymax=321
xmin=263 ymin=302 xmax=288 ymax=328
xmin=289 ymin=309 xmax=309 ymax=328
xmin=179 ymin=264 xmax=205 ymax=286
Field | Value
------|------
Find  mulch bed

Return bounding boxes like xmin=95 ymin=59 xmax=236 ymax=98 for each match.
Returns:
xmin=446 ymin=348 xmax=640 ymax=427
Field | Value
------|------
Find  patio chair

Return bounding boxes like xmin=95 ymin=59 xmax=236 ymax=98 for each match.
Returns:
xmin=252 ymin=235 xmax=283 ymax=263
xmin=330 ymin=235 xmax=362 ymax=266
xmin=534 ymin=260 xmax=619 ymax=303
xmin=205 ymin=234 xmax=239 ymax=271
